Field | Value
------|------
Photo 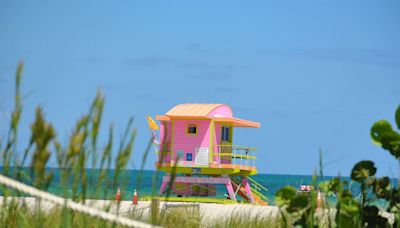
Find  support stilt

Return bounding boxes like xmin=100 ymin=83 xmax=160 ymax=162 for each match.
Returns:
xmin=159 ymin=180 xmax=168 ymax=195
xmin=241 ymin=177 xmax=254 ymax=203
xmin=225 ymin=180 xmax=237 ymax=201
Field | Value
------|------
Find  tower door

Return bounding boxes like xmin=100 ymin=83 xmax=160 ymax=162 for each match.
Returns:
xmin=220 ymin=126 xmax=232 ymax=156
xmin=221 ymin=126 xmax=231 ymax=143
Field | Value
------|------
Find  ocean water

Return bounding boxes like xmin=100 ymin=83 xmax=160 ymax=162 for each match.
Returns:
xmin=1 ymin=168 xmax=362 ymax=205
xmin=2 ymin=167 xmax=395 ymax=210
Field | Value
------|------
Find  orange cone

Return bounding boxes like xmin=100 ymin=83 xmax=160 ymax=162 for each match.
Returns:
xmin=115 ymin=187 xmax=121 ymax=201
xmin=317 ymin=190 xmax=322 ymax=208
xmin=132 ymin=189 xmax=138 ymax=205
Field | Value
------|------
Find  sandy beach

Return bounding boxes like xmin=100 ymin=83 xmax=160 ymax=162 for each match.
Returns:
xmin=0 ymin=196 xmax=279 ymax=223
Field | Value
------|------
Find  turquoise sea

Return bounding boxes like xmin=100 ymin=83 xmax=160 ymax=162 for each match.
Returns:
xmin=1 ymin=168 xmax=368 ymax=206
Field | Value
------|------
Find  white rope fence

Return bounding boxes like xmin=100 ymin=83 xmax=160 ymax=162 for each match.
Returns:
xmin=0 ymin=174 xmax=159 ymax=228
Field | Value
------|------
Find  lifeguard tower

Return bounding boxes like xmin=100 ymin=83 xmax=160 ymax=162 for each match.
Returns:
xmin=147 ymin=103 xmax=268 ymax=205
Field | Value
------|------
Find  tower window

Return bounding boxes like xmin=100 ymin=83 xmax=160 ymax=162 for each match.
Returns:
xmin=221 ymin=126 xmax=230 ymax=141
xmin=187 ymin=124 xmax=197 ymax=135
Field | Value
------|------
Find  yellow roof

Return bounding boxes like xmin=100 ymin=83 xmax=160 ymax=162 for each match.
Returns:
xmin=166 ymin=103 xmax=225 ymax=117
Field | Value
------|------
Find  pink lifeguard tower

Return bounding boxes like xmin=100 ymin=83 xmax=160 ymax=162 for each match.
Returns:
xmin=148 ymin=103 xmax=268 ymax=205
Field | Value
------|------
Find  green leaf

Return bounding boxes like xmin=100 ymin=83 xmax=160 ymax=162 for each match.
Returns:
xmin=318 ymin=181 xmax=330 ymax=193
xmin=351 ymin=160 xmax=376 ymax=182
xmin=275 ymin=186 xmax=297 ymax=206
xmin=380 ymin=131 xmax=400 ymax=159
xmin=328 ymin=177 xmax=342 ymax=193
xmin=376 ymin=176 xmax=390 ymax=189
xmin=287 ymin=195 xmax=309 ymax=213
xmin=396 ymin=105 xmax=400 ymax=130
xmin=341 ymin=197 xmax=359 ymax=215
xmin=373 ymin=176 xmax=390 ymax=199
xmin=340 ymin=189 xmax=354 ymax=200
xmin=371 ymin=120 xmax=393 ymax=146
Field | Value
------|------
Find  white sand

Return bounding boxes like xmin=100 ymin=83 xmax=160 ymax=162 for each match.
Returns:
xmin=0 ymin=196 xmax=279 ymax=223
xmin=5 ymin=196 xmax=394 ymax=225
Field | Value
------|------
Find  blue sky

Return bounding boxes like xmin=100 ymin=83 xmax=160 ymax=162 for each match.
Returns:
xmin=0 ymin=1 xmax=399 ymax=176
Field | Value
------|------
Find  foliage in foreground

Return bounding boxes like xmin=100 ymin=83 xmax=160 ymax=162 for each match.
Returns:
xmin=275 ymin=105 xmax=400 ymax=227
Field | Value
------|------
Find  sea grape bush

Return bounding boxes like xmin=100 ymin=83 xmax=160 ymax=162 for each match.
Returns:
xmin=276 ymin=105 xmax=400 ymax=227
xmin=371 ymin=107 xmax=400 ymax=159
